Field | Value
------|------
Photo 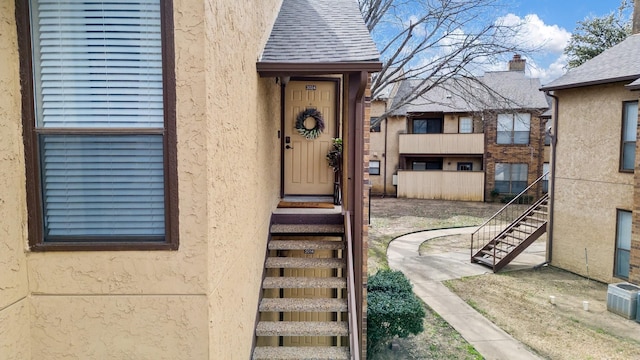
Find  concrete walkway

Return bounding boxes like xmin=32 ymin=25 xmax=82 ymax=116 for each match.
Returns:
xmin=387 ymin=227 xmax=546 ymax=360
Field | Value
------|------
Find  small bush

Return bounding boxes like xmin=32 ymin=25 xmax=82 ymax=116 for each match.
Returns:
xmin=367 ymin=269 xmax=425 ymax=354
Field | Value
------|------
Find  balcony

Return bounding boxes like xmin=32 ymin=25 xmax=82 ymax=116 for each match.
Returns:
xmin=399 ymin=133 xmax=484 ymax=155
xmin=396 ymin=170 xmax=485 ymax=201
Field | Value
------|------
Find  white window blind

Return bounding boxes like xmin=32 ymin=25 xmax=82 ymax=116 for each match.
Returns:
xmin=30 ymin=0 xmax=166 ymax=240
xmin=32 ymin=0 xmax=163 ymax=128
xmin=41 ymin=135 xmax=165 ymax=237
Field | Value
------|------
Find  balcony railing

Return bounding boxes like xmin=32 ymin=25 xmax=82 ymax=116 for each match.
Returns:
xmin=396 ymin=170 xmax=485 ymax=201
xmin=399 ymin=133 xmax=484 ymax=155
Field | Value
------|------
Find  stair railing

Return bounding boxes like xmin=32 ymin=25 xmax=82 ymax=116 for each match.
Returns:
xmin=471 ymin=172 xmax=549 ymax=262
xmin=343 ymin=212 xmax=360 ymax=360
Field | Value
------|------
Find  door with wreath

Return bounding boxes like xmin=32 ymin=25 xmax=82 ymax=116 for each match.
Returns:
xmin=284 ymin=79 xmax=338 ymax=195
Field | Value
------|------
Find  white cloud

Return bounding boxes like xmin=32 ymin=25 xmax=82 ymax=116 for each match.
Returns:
xmin=498 ymin=13 xmax=571 ymax=53
xmin=495 ymin=13 xmax=572 ymax=83
xmin=527 ymin=54 xmax=569 ymax=85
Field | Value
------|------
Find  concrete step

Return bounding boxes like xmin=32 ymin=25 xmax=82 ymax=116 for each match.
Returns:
xmin=263 ymin=277 xmax=347 ymax=289
xmin=252 ymin=346 xmax=349 ymax=360
xmin=266 ymin=257 xmax=344 ymax=269
xmin=271 ymin=224 xmax=344 ymax=235
xmin=255 ymin=321 xmax=349 ymax=337
xmin=472 ymin=256 xmax=495 ymax=267
xmin=269 ymin=240 xmax=344 ymax=251
xmin=260 ymin=298 xmax=348 ymax=313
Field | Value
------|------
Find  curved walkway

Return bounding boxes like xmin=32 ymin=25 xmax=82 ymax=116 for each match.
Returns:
xmin=387 ymin=227 xmax=545 ymax=360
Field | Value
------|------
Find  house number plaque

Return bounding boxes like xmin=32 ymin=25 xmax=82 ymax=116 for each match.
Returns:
xmin=304 ymin=249 xmax=315 ymax=255
xmin=306 ymin=85 xmax=317 ymax=91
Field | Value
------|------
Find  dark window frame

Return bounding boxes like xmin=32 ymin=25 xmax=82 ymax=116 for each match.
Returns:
xmin=369 ymin=160 xmax=381 ymax=175
xmin=370 ymin=117 xmax=381 ymax=132
xmin=620 ymin=101 xmax=638 ymax=173
xmin=496 ymin=113 xmax=531 ymax=145
xmin=412 ymin=118 xmax=443 ymax=134
xmin=17 ymin=0 xmax=178 ymax=251
xmin=494 ymin=163 xmax=528 ymax=194
xmin=614 ymin=209 xmax=632 ymax=279
xmin=457 ymin=162 xmax=473 ymax=171
xmin=411 ymin=158 xmax=443 ymax=171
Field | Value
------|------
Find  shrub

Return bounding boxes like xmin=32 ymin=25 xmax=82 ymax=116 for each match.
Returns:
xmin=367 ymin=269 xmax=425 ymax=354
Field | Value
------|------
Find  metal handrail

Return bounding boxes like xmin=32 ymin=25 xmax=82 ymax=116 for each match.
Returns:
xmin=471 ymin=172 xmax=549 ymax=262
xmin=343 ymin=212 xmax=360 ymax=360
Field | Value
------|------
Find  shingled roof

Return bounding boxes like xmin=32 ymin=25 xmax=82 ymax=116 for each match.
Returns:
xmin=540 ymin=33 xmax=640 ymax=91
xmin=390 ymin=70 xmax=548 ymax=116
xmin=257 ymin=0 xmax=381 ymax=76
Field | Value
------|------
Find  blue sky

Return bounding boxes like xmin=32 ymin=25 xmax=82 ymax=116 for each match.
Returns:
xmin=499 ymin=0 xmax=630 ymax=84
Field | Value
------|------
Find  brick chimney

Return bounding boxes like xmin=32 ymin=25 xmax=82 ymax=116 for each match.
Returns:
xmin=633 ymin=0 xmax=640 ymax=34
xmin=508 ymin=54 xmax=526 ymax=72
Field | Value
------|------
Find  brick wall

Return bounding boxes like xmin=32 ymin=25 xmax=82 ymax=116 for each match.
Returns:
xmin=484 ymin=110 xmax=546 ymax=200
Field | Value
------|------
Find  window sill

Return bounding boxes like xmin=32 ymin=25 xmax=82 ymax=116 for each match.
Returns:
xmin=30 ymin=241 xmax=178 ymax=252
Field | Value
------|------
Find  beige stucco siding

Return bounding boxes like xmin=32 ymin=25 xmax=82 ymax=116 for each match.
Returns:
xmin=553 ymin=178 xmax=630 ymax=282
xmin=205 ymin=1 xmax=282 ymax=358
xmin=0 ymin=300 xmax=30 ymax=360
xmin=551 ymin=83 xmax=637 ymax=283
xmin=370 ymin=116 xmax=404 ymax=195
xmin=30 ymin=296 xmax=208 ymax=359
xmin=0 ymin=0 xmax=31 ymax=358
xmin=0 ymin=0 xmax=284 ymax=358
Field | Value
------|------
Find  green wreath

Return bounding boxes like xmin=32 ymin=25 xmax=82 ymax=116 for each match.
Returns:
xmin=295 ymin=108 xmax=325 ymax=140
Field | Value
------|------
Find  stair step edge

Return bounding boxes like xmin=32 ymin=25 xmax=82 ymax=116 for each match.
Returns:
xmin=271 ymin=224 xmax=345 ymax=235
xmin=255 ymin=321 xmax=349 ymax=336
xmin=252 ymin=346 xmax=350 ymax=360
xmin=266 ymin=257 xmax=345 ymax=269
xmin=262 ymin=277 xmax=347 ymax=289
xmin=268 ymin=240 xmax=345 ymax=250
xmin=259 ymin=298 xmax=348 ymax=312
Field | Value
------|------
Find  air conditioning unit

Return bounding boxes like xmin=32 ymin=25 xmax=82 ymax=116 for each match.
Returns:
xmin=607 ymin=282 xmax=640 ymax=319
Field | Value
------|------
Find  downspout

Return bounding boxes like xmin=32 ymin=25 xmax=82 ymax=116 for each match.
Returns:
xmin=383 ymin=114 xmax=388 ymax=197
xmin=545 ymin=90 xmax=559 ymax=264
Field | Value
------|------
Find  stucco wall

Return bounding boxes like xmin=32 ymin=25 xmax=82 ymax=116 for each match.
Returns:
xmin=370 ymin=116 xmax=404 ymax=196
xmin=1 ymin=0 xmax=283 ymax=358
xmin=0 ymin=0 xmax=30 ymax=358
xmin=551 ymin=83 xmax=637 ymax=283
xmin=205 ymin=1 xmax=282 ymax=358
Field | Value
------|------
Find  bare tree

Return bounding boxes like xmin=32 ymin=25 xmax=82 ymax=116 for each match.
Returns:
xmin=359 ymin=0 xmax=533 ymax=124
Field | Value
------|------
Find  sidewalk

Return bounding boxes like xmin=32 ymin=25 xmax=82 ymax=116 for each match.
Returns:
xmin=386 ymin=227 xmax=546 ymax=360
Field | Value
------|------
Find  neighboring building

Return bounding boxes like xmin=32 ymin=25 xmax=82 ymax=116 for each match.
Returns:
xmin=370 ymin=56 xmax=549 ymax=201
xmin=0 ymin=0 xmax=380 ymax=359
xmin=540 ymin=32 xmax=640 ymax=284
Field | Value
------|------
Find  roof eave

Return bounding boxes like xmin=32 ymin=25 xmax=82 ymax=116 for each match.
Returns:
xmin=257 ymin=61 xmax=383 ymax=77
xmin=540 ymin=75 xmax=640 ymax=91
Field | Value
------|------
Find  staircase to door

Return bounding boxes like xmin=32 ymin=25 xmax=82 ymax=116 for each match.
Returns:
xmin=471 ymin=173 xmax=549 ymax=272
xmin=252 ymin=213 xmax=359 ymax=360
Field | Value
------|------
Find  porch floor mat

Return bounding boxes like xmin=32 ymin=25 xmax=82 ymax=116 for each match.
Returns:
xmin=277 ymin=201 xmax=335 ymax=209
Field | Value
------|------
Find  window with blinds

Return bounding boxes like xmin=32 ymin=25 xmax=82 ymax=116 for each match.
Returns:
xmin=22 ymin=0 xmax=177 ymax=248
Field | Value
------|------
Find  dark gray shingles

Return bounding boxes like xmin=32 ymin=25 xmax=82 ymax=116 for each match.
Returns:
xmin=259 ymin=0 xmax=380 ymax=63
xmin=541 ymin=33 xmax=640 ymax=90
